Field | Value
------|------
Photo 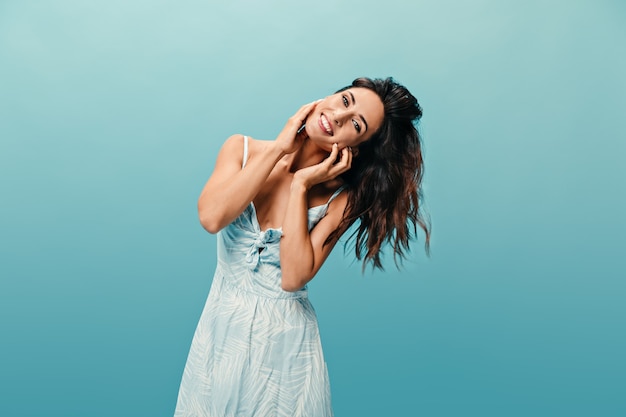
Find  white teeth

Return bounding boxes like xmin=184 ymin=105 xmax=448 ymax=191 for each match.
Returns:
xmin=321 ymin=115 xmax=332 ymax=134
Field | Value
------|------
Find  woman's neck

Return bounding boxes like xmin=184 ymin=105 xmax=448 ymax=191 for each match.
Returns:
xmin=285 ymin=138 xmax=328 ymax=172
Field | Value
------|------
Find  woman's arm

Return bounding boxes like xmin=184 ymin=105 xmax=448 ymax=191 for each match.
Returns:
xmin=198 ymin=101 xmax=319 ymax=233
xmin=198 ymin=135 xmax=283 ymax=233
xmin=279 ymin=144 xmax=352 ymax=291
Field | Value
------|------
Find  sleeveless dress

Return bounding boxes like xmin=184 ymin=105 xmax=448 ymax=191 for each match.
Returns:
xmin=174 ymin=136 xmax=340 ymax=417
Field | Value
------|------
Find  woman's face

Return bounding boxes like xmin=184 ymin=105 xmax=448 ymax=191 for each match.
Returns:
xmin=305 ymin=87 xmax=384 ymax=151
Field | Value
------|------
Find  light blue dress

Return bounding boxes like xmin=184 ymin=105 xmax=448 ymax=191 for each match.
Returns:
xmin=174 ymin=136 xmax=341 ymax=417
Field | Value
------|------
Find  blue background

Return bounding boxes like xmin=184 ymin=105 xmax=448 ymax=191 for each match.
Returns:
xmin=1 ymin=1 xmax=624 ymax=416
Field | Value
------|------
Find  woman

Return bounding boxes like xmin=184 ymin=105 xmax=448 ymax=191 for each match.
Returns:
xmin=174 ymin=77 xmax=430 ymax=417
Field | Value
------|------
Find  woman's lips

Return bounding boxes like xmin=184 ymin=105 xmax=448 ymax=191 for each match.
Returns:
xmin=319 ymin=114 xmax=333 ymax=136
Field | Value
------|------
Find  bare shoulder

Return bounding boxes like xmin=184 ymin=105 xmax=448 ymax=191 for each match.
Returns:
xmin=222 ymin=134 xmax=268 ymax=154
xmin=216 ymin=133 xmax=257 ymax=163
xmin=219 ymin=133 xmax=245 ymax=154
xmin=324 ymin=187 xmax=349 ymax=220
xmin=207 ymin=134 xmax=247 ymax=173
xmin=308 ymin=187 xmax=349 ymax=249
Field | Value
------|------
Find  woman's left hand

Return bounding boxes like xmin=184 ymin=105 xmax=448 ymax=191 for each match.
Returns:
xmin=293 ymin=144 xmax=352 ymax=190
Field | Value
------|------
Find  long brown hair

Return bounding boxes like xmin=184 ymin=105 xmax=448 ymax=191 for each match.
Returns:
xmin=330 ymin=77 xmax=431 ymax=269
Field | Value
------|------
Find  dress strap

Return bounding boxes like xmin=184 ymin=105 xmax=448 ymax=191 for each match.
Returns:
xmin=325 ymin=185 xmax=346 ymax=206
xmin=242 ymin=135 xmax=249 ymax=168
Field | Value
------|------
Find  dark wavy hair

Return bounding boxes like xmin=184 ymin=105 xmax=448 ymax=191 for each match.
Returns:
xmin=329 ymin=77 xmax=431 ymax=270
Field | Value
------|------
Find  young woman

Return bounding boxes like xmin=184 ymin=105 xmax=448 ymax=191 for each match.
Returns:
xmin=174 ymin=77 xmax=430 ymax=417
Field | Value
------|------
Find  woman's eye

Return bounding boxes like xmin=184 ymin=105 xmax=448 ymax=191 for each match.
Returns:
xmin=342 ymin=95 xmax=348 ymax=107
xmin=353 ymin=120 xmax=361 ymax=133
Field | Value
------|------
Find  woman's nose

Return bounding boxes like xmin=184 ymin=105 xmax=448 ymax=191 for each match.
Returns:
xmin=333 ymin=109 xmax=348 ymax=126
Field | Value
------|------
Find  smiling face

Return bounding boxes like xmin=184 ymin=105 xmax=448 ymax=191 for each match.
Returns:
xmin=304 ymin=87 xmax=384 ymax=151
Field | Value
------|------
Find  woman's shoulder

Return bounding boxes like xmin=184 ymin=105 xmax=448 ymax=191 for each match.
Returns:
xmin=220 ymin=133 xmax=246 ymax=149
xmin=218 ymin=135 xmax=279 ymax=168
xmin=307 ymin=179 xmax=348 ymax=211
xmin=221 ymin=134 xmax=269 ymax=152
xmin=212 ymin=134 xmax=243 ymax=164
xmin=217 ymin=134 xmax=257 ymax=157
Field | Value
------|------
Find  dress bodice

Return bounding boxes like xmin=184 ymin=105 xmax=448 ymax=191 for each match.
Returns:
xmin=216 ymin=200 xmax=338 ymax=299
xmin=215 ymin=135 xmax=344 ymax=299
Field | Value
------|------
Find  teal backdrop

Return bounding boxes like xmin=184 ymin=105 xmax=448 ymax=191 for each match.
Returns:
xmin=1 ymin=1 xmax=624 ymax=416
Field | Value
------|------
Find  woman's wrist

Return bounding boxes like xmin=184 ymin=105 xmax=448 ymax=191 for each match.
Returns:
xmin=291 ymin=175 xmax=310 ymax=192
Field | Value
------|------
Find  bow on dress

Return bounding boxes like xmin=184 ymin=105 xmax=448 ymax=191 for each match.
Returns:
xmin=245 ymin=228 xmax=282 ymax=269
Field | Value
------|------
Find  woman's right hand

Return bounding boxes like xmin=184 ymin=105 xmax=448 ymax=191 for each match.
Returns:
xmin=292 ymin=143 xmax=352 ymax=190
xmin=275 ymin=100 xmax=320 ymax=154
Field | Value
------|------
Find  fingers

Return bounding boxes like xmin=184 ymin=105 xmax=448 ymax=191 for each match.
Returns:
xmin=325 ymin=143 xmax=339 ymax=165
xmin=326 ymin=144 xmax=352 ymax=177
xmin=292 ymin=100 xmax=321 ymax=124
xmin=293 ymin=143 xmax=352 ymax=187
xmin=336 ymin=146 xmax=353 ymax=172
xmin=294 ymin=99 xmax=321 ymax=123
